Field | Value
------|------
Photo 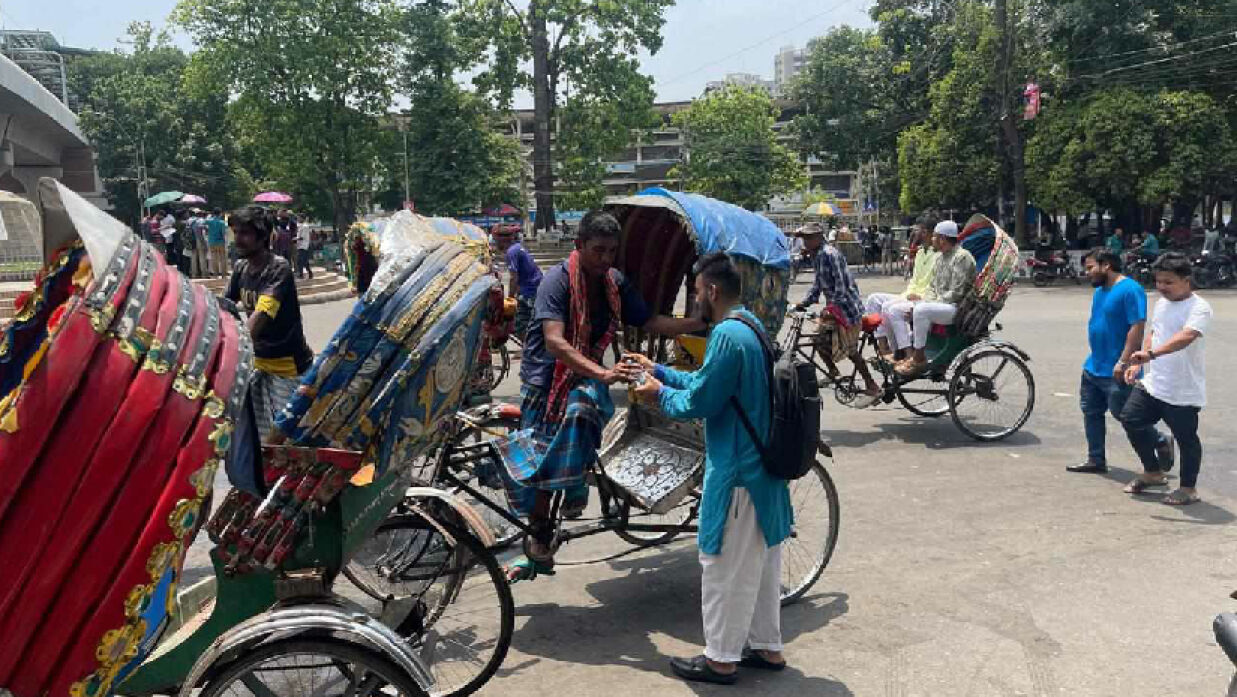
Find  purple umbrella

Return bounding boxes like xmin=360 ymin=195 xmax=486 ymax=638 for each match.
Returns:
xmin=253 ymin=191 xmax=294 ymax=204
xmin=180 ymin=194 xmax=207 ymax=204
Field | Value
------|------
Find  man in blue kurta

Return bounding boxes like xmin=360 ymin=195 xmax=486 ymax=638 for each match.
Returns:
xmin=630 ymin=252 xmax=793 ymax=685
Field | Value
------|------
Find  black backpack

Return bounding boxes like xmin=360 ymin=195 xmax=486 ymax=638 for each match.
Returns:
xmin=725 ymin=314 xmax=824 ymax=480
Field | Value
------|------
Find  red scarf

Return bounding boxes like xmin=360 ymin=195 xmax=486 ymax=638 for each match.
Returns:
xmin=546 ymin=250 xmax=621 ymax=423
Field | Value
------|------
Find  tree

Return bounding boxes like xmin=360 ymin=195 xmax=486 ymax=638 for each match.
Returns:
xmin=69 ymin=22 xmax=243 ymax=226
xmin=669 ymin=85 xmax=807 ymax=211
xmin=460 ymin=0 xmax=672 ymax=229
xmin=174 ymin=0 xmax=399 ymax=232
xmin=389 ymin=0 xmax=525 ymax=216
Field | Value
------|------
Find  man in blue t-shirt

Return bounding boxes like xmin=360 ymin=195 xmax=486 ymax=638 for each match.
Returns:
xmin=504 ymin=210 xmax=705 ymax=582
xmin=1067 ymin=248 xmax=1172 ymax=474
xmin=493 ymin=226 xmax=543 ymax=340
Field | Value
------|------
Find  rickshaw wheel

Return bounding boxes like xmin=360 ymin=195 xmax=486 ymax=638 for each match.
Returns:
xmin=343 ymin=517 xmax=513 ymax=697
xmin=199 ymin=638 xmax=426 ymax=697
xmin=781 ymin=459 xmax=841 ymax=606
xmin=948 ymin=349 xmax=1036 ymax=442
xmin=612 ymin=499 xmax=694 ymax=547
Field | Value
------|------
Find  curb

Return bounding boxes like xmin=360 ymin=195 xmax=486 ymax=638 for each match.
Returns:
xmin=300 ymin=287 xmax=355 ymax=306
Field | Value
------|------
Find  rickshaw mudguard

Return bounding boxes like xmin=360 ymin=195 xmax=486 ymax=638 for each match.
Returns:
xmin=403 ymin=486 xmax=498 ymax=548
xmin=171 ymin=604 xmax=434 ymax=697
xmin=944 ymin=338 xmax=1031 ymax=378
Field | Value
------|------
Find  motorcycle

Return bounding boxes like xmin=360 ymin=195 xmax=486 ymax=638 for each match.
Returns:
xmin=1214 ymin=590 xmax=1237 ymax=694
xmin=1125 ymin=252 xmax=1157 ymax=288
xmin=1026 ymin=252 xmax=1081 ymax=287
xmin=1191 ymin=250 xmax=1235 ymax=289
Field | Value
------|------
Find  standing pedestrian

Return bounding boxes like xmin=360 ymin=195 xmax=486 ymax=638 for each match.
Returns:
xmin=224 ymin=207 xmax=314 ymax=441
xmin=295 ymin=223 xmax=314 ymax=280
xmin=1066 ymin=249 xmax=1172 ymax=475
xmin=157 ymin=209 xmax=176 ymax=262
xmin=188 ymin=209 xmax=209 ymax=278
xmin=493 ymin=226 xmax=542 ymax=341
xmin=629 ymin=252 xmax=792 ymax=685
xmin=1120 ymin=252 xmax=1211 ymax=505
xmin=274 ymin=209 xmax=297 ymax=261
xmin=206 ymin=208 xmax=229 ymax=277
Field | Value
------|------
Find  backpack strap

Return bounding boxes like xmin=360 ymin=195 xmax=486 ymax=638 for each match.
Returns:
xmin=722 ymin=314 xmax=775 ymax=461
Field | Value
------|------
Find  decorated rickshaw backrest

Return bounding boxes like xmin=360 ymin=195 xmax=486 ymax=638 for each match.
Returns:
xmin=955 ymin=214 xmax=1020 ymax=336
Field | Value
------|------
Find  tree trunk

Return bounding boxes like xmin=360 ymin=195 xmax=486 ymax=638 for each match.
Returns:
xmin=530 ymin=2 xmax=556 ymax=232
xmin=995 ymin=0 xmax=1028 ymax=246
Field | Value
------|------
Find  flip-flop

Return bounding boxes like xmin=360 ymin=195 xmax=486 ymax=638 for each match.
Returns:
xmin=852 ymin=392 xmax=882 ymax=409
xmin=1162 ymin=489 xmax=1200 ymax=506
xmin=1124 ymin=477 xmax=1168 ymax=494
xmin=504 ymin=556 xmax=556 ymax=584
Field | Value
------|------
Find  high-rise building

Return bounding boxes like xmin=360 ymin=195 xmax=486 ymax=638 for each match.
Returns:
xmin=705 ymin=72 xmax=776 ymax=95
xmin=774 ymin=44 xmax=809 ymax=93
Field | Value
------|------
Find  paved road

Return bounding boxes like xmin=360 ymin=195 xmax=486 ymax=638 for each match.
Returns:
xmin=192 ymin=274 xmax=1237 ymax=696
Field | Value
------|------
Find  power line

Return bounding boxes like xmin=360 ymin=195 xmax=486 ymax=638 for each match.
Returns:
xmin=1068 ymin=28 xmax=1237 ymax=65
xmin=1068 ymin=39 xmax=1237 ymax=81
xmin=658 ymin=0 xmax=872 ymax=88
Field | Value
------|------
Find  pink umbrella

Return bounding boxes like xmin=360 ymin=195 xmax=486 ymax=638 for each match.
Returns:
xmin=180 ymin=194 xmax=207 ymax=204
xmin=253 ymin=191 xmax=294 ymax=204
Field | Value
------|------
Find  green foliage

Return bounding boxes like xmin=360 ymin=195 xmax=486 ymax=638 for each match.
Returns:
xmin=1026 ymin=87 xmax=1236 ymax=213
xmin=174 ymin=0 xmax=399 ymax=230
xmin=69 ymin=22 xmax=244 ymax=224
xmin=459 ymin=0 xmax=671 ymax=223
xmin=670 ymin=86 xmax=807 ymax=211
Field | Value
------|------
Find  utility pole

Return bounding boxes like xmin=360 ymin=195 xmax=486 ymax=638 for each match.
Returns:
xmin=995 ymin=0 xmax=1028 ymax=245
xmin=402 ymin=128 xmax=410 ymax=208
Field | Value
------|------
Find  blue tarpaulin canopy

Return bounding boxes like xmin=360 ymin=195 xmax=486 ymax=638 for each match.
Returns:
xmin=631 ymin=188 xmax=790 ymax=270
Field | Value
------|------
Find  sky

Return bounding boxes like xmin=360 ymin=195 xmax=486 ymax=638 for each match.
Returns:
xmin=2 ymin=0 xmax=874 ymax=104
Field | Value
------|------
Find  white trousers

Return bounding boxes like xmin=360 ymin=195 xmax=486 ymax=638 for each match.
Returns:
xmin=700 ymin=487 xmax=783 ymax=663
xmin=882 ymin=299 xmax=915 ymax=350
xmin=864 ymin=292 xmax=900 ymax=340
xmin=911 ymin=302 xmax=957 ymax=349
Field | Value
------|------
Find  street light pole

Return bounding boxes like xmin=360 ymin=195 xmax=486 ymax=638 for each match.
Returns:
xmin=402 ymin=128 xmax=410 ymax=208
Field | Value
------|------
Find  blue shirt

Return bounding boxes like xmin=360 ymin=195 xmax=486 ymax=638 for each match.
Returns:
xmin=1084 ymin=277 xmax=1146 ymax=377
xmin=519 ymin=262 xmax=651 ymax=388
xmin=505 ymin=242 xmax=543 ymax=298
xmin=206 ymin=217 xmax=227 ymax=246
xmin=802 ymin=243 xmax=863 ymax=325
xmin=655 ymin=308 xmax=793 ymax=555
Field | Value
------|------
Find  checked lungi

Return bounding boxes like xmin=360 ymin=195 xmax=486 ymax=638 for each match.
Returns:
xmin=497 ymin=380 xmax=614 ymax=516
xmin=815 ymin=314 xmax=861 ymax=362
xmin=250 ymin=370 xmax=299 ymax=441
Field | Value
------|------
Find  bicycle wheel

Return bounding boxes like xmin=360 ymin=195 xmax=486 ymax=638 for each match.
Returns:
xmin=948 ymin=349 xmax=1036 ymax=442
xmin=343 ymin=517 xmax=513 ymax=697
xmin=895 ymin=381 xmax=950 ymax=417
xmin=612 ymin=498 xmax=695 ymax=547
xmin=781 ymin=459 xmax=840 ymax=605
xmin=199 ymin=638 xmax=426 ymax=697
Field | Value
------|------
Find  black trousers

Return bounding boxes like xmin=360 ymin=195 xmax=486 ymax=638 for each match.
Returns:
xmin=1121 ymin=386 xmax=1203 ymax=488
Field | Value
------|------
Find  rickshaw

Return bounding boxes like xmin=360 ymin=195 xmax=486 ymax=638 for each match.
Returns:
xmin=796 ymin=214 xmax=1036 ymax=442
xmin=345 ymin=190 xmax=842 ymax=685
xmin=0 ymin=188 xmax=510 ymax=697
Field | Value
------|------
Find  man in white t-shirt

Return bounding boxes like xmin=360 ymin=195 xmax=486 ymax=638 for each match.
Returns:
xmin=1119 ymin=252 xmax=1212 ymax=505
xmin=295 ymin=222 xmax=314 ymax=280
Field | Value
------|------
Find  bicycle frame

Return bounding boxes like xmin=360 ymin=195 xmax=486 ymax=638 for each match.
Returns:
xmin=425 ymin=422 xmax=701 ymax=547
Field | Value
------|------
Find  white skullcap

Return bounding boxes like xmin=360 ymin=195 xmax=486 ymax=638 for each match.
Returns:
xmin=934 ymin=220 xmax=960 ymax=238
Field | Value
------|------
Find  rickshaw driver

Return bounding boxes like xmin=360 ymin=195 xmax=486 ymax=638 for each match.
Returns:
xmin=792 ymin=223 xmax=883 ymax=407
xmin=504 ymin=210 xmax=707 ymax=582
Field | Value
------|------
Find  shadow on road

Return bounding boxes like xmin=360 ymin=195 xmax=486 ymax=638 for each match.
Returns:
xmin=1099 ymin=468 xmax=1236 ymax=524
xmin=505 ymin=545 xmax=852 ymax=693
xmin=824 ymin=418 xmax=1042 ymax=451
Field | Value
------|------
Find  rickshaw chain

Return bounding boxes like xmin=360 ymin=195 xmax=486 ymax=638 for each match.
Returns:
xmin=551 ymin=535 xmax=690 ymax=567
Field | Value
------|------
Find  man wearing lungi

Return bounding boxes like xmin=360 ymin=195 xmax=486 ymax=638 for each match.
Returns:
xmin=793 ymin=224 xmax=883 ymax=407
xmin=504 ymin=210 xmax=704 ymax=581
xmin=630 ymin=252 xmax=793 ymax=685
xmin=225 ymin=207 xmax=314 ymax=440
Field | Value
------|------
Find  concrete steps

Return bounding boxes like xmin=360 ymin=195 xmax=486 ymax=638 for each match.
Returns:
xmin=0 ymin=267 xmax=354 ymax=326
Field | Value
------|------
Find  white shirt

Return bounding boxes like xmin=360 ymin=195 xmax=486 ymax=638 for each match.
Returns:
xmin=297 ymin=228 xmax=312 ymax=251
xmin=159 ymin=214 xmax=176 ymax=242
xmin=1144 ymin=293 xmax=1211 ymax=407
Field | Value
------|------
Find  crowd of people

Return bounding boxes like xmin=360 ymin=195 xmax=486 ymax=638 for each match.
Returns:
xmin=138 ymin=207 xmax=316 ymax=281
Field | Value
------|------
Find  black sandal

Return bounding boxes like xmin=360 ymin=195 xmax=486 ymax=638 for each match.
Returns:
xmin=670 ymin=655 xmax=738 ymax=685
xmin=1124 ymin=476 xmax=1168 ymax=494
xmin=739 ymin=648 xmax=786 ymax=671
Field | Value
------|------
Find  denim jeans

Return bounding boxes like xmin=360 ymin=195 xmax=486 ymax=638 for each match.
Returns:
xmin=1080 ymin=370 xmax=1164 ymax=467
xmin=1121 ymin=387 xmax=1203 ymax=488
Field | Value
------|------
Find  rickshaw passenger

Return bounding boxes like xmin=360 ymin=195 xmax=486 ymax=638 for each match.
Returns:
xmin=892 ymin=220 xmax=977 ymax=376
xmin=505 ymin=210 xmax=705 ymax=580
xmin=792 ymin=224 xmax=883 ymax=407
xmin=865 ymin=220 xmax=940 ymax=360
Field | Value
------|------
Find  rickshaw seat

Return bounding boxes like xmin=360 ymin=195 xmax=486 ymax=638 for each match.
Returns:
xmin=497 ymin=402 xmax=523 ymax=421
xmin=861 ymin=313 xmax=883 ymax=334
xmin=930 ymin=324 xmax=952 ymax=337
